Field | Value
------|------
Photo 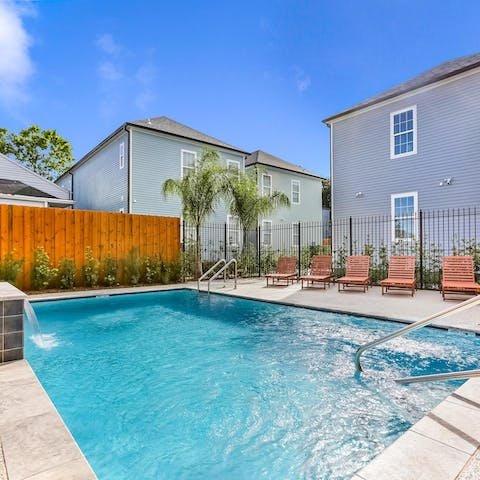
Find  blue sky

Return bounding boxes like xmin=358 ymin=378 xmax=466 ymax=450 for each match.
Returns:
xmin=1 ymin=0 xmax=480 ymax=177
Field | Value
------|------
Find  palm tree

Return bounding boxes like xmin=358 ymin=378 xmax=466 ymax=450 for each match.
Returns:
xmin=163 ymin=147 xmax=229 ymax=278
xmin=228 ymin=168 xmax=290 ymax=253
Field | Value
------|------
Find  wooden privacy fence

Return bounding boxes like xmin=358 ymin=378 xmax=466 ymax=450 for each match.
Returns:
xmin=0 ymin=204 xmax=180 ymax=290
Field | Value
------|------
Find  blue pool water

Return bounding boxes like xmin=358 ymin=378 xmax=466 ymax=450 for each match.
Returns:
xmin=26 ymin=290 xmax=480 ymax=480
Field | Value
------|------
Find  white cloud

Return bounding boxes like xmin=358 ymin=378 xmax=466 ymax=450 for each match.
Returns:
xmin=98 ymin=61 xmax=123 ymax=81
xmin=0 ymin=1 xmax=34 ymax=106
xmin=96 ymin=33 xmax=121 ymax=55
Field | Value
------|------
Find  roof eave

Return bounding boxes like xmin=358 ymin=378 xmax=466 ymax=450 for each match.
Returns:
xmin=246 ymin=161 xmax=323 ymax=180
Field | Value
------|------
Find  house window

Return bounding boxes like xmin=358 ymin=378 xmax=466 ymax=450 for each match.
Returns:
xmin=181 ymin=150 xmax=197 ymax=178
xmin=292 ymin=222 xmax=300 ymax=246
xmin=227 ymin=159 xmax=241 ymax=178
xmin=262 ymin=174 xmax=272 ymax=196
xmin=119 ymin=142 xmax=125 ymax=169
xmin=227 ymin=215 xmax=241 ymax=248
xmin=390 ymin=106 xmax=417 ymax=158
xmin=391 ymin=192 xmax=418 ymax=241
xmin=291 ymin=180 xmax=300 ymax=204
xmin=262 ymin=220 xmax=272 ymax=246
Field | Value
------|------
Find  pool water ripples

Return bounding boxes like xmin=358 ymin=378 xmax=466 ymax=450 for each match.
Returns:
xmin=26 ymin=290 xmax=480 ymax=480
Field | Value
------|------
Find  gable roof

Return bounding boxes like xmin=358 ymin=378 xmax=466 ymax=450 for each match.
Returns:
xmin=245 ymin=150 xmax=323 ymax=179
xmin=323 ymin=53 xmax=480 ymax=123
xmin=0 ymin=153 xmax=71 ymax=200
xmin=128 ymin=116 xmax=248 ymax=154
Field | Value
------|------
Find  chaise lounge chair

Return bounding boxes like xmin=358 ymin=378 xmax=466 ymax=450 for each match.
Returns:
xmin=441 ymin=256 xmax=480 ymax=300
xmin=299 ymin=255 xmax=332 ymax=289
xmin=380 ymin=256 xmax=416 ymax=296
xmin=336 ymin=256 xmax=370 ymax=293
xmin=265 ymin=256 xmax=297 ymax=286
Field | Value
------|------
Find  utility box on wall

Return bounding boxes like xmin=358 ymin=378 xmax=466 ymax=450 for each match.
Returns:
xmin=0 ymin=282 xmax=26 ymax=363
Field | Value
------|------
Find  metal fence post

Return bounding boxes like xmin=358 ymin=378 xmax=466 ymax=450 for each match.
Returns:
xmin=419 ymin=210 xmax=424 ymax=289
xmin=297 ymin=222 xmax=301 ymax=275
xmin=349 ymin=216 xmax=353 ymax=256
xmin=224 ymin=222 xmax=227 ymax=260
xmin=182 ymin=220 xmax=185 ymax=254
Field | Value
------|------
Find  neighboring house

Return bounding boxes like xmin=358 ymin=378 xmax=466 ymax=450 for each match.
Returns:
xmin=55 ymin=116 xmax=248 ymax=221
xmin=0 ymin=154 xmax=73 ymax=208
xmin=323 ymin=53 xmax=480 ymax=244
xmin=245 ymin=150 xmax=324 ymax=248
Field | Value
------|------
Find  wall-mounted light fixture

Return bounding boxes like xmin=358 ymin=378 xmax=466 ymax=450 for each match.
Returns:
xmin=439 ymin=177 xmax=453 ymax=186
xmin=355 ymin=191 xmax=364 ymax=198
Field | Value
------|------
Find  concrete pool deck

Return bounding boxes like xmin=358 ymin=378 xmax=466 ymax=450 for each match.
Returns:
xmin=9 ymin=280 xmax=480 ymax=479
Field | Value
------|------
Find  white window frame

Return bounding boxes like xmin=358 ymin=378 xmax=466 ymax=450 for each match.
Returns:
xmin=390 ymin=105 xmax=417 ymax=159
xmin=227 ymin=215 xmax=241 ymax=248
xmin=181 ymin=149 xmax=198 ymax=178
xmin=227 ymin=159 xmax=241 ymax=178
xmin=262 ymin=174 xmax=272 ymax=197
xmin=291 ymin=179 xmax=300 ymax=205
xmin=391 ymin=191 xmax=418 ymax=242
xmin=292 ymin=222 xmax=300 ymax=247
xmin=262 ymin=220 xmax=272 ymax=246
xmin=119 ymin=142 xmax=125 ymax=169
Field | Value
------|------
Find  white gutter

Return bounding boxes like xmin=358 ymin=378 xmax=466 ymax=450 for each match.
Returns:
xmin=0 ymin=193 xmax=75 ymax=205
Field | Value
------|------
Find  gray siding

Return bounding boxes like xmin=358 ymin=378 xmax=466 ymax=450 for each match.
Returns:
xmin=331 ymin=68 xmax=480 ymax=219
xmin=130 ymin=128 xmax=245 ymax=221
xmin=70 ymin=132 xmax=128 ymax=212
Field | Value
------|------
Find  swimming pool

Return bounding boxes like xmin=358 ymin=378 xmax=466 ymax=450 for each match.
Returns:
xmin=26 ymin=289 xmax=480 ymax=480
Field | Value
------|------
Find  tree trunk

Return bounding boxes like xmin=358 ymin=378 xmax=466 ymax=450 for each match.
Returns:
xmin=195 ymin=223 xmax=202 ymax=279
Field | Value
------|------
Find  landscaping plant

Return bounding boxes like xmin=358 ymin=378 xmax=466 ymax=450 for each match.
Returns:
xmin=31 ymin=247 xmax=58 ymax=290
xmin=58 ymin=257 xmax=76 ymax=289
xmin=0 ymin=251 xmax=24 ymax=285
xmin=83 ymin=247 xmax=100 ymax=287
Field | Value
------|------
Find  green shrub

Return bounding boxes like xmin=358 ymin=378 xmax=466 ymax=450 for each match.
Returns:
xmin=31 ymin=247 xmax=57 ymax=290
xmin=0 ymin=251 xmax=24 ymax=285
xmin=167 ymin=258 xmax=182 ymax=283
xmin=58 ymin=258 xmax=76 ymax=289
xmin=83 ymin=247 xmax=100 ymax=287
xmin=102 ymin=256 xmax=118 ymax=286
xmin=124 ymin=248 xmax=142 ymax=285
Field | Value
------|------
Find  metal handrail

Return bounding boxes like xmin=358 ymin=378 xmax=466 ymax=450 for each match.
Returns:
xmin=396 ymin=369 xmax=480 ymax=384
xmin=355 ymin=295 xmax=480 ymax=372
xmin=197 ymin=259 xmax=225 ymax=291
xmin=208 ymin=259 xmax=237 ymax=294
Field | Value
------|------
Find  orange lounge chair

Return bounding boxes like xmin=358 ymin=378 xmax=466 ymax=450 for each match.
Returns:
xmin=300 ymin=255 xmax=332 ymax=289
xmin=265 ymin=256 xmax=297 ymax=286
xmin=441 ymin=256 xmax=480 ymax=300
xmin=336 ymin=256 xmax=370 ymax=292
xmin=380 ymin=256 xmax=416 ymax=296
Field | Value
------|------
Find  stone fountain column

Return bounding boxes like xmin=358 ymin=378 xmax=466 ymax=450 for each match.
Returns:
xmin=0 ymin=282 xmax=27 ymax=363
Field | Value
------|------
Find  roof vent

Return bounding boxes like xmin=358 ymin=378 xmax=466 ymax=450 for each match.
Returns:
xmin=147 ymin=118 xmax=152 ymax=125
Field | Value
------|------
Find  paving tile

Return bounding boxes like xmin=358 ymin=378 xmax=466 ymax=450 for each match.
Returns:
xmin=411 ymin=400 xmax=480 ymax=455
xmin=356 ymin=430 xmax=470 ymax=480
xmin=445 ymin=379 xmax=480 ymax=412
xmin=1 ymin=412 xmax=83 ymax=480
xmin=23 ymin=459 xmax=97 ymax=480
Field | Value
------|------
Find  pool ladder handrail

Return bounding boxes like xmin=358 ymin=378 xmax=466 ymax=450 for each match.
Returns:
xmin=197 ymin=259 xmax=226 ymax=291
xmin=208 ymin=258 xmax=237 ymax=294
xmin=355 ymin=295 xmax=480 ymax=382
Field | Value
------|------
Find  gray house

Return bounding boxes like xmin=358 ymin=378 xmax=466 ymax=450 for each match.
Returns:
xmin=323 ymin=53 xmax=480 ymax=246
xmin=245 ymin=150 xmax=324 ymax=248
xmin=0 ymin=154 xmax=73 ymax=208
xmin=56 ymin=117 xmax=248 ymax=221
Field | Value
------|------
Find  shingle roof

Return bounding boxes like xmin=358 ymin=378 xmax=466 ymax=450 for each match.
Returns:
xmin=323 ymin=53 xmax=480 ymax=123
xmin=129 ymin=116 xmax=248 ymax=154
xmin=245 ymin=150 xmax=323 ymax=179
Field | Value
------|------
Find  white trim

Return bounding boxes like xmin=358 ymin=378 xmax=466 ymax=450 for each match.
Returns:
xmin=292 ymin=222 xmax=300 ymax=247
xmin=325 ymin=64 xmax=480 ymax=125
xmin=180 ymin=149 xmax=197 ymax=179
xmin=390 ymin=191 xmax=418 ymax=241
xmin=128 ymin=127 xmax=133 ymax=213
xmin=119 ymin=142 xmax=125 ymax=169
xmin=261 ymin=173 xmax=272 ymax=196
xmin=291 ymin=179 xmax=301 ymax=204
xmin=0 ymin=193 xmax=74 ymax=205
xmin=390 ymin=105 xmax=417 ymax=159
xmin=226 ymin=214 xmax=241 ymax=248
xmin=262 ymin=219 xmax=272 ymax=246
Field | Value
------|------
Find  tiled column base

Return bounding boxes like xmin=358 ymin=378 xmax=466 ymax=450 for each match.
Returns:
xmin=0 ymin=283 xmax=26 ymax=364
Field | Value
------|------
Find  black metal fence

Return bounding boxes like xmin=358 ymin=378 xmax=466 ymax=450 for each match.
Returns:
xmin=182 ymin=206 xmax=480 ymax=289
